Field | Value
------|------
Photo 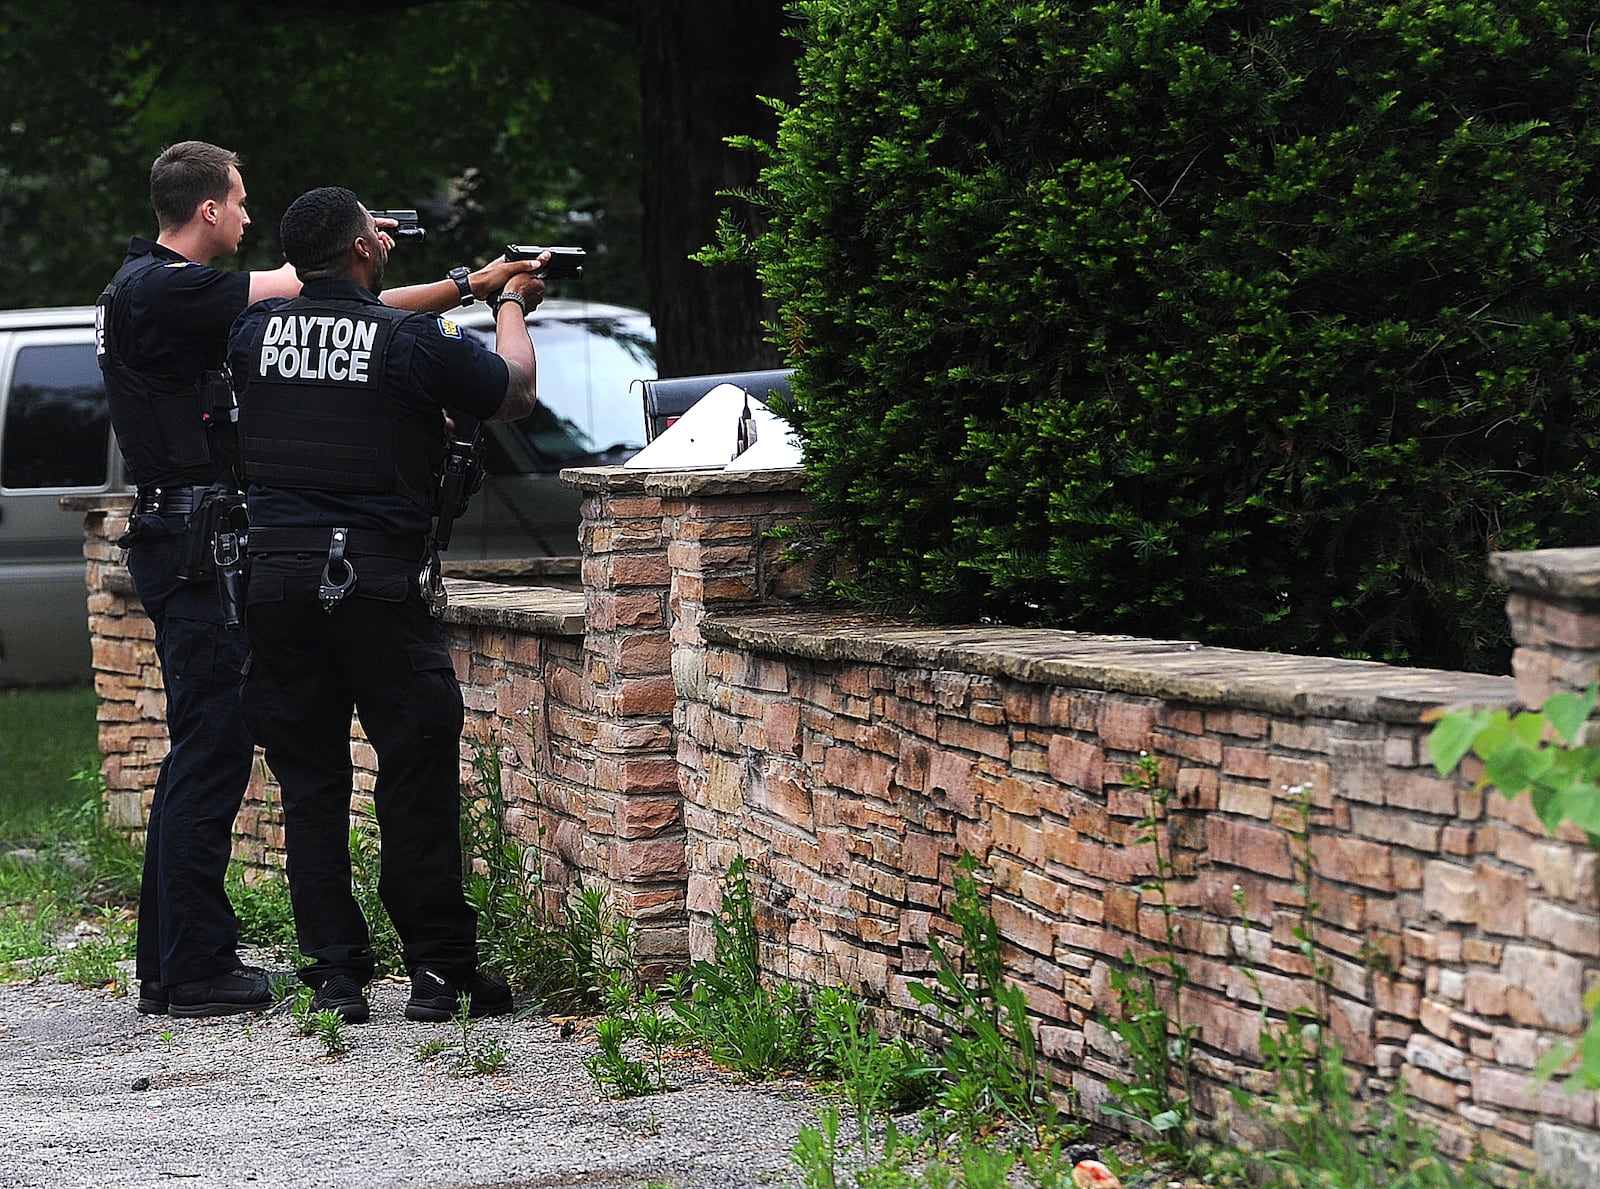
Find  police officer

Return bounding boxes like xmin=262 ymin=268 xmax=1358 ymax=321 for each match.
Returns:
xmin=227 ymin=186 xmax=545 ymax=1024
xmin=98 ymin=143 xmax=537 ymax=1017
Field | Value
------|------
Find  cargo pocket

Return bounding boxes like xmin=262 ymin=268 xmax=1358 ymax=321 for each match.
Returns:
xmin=354 ymin=570 xmax=410 ymax=604
xmin=406 ymin=640 xmax=463 ymax=741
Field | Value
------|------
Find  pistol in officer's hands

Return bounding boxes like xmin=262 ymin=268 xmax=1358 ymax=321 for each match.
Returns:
xmin=505 ymin=245 xmax=585 ymax=281
xmin=368 ymin=209 xmax=425 ymax=244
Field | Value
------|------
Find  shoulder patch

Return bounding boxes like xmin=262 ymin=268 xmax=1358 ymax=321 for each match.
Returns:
xmin=162 ymin=261 xmax=192 ymax=269
xmin=436 ymin=316 xmax=462 ymax=339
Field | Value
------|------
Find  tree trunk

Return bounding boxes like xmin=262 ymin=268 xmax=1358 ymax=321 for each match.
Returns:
xmin=635 ymin=0 xmax=795 ymax=377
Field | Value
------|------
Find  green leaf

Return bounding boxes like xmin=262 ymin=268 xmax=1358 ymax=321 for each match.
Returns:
xmin=1482 ymin=742 xmax=1555 ymax=797
xmin=1545 ymin=686 xmax=1600 ymax=744
xmin=1427 ymin=710 xmax=1488 ymax=775
xmin=1549 ymin=784 xmax=1600 ymax=837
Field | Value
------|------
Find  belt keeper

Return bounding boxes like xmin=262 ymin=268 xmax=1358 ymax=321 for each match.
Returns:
xmin=317 ymin=527 xmax=357 ymax=612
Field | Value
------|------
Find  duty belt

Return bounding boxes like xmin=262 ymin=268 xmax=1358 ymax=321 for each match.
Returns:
xmin=246 ymin=526 xmax=426 ymax=560
xmin=133 ymin=485 xmax=210 ymax=516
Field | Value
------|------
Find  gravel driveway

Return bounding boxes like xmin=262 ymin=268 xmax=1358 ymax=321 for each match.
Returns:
xmin=0 ymin=967 xmax=822 ymax=1189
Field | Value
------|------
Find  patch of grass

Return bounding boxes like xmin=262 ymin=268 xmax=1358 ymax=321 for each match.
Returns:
xmin=0 ymin=752 xmax=142 ymax=981
xmin=53 ymin=906 xmax=135 ymax=992
xmin=0 ymin=685 xmax=100 ymax=842
xmin=227 ymin=863 xmax=300 ymax=958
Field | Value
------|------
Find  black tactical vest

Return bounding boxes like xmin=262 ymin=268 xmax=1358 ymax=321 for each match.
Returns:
xmin=96 ymin=255 xmax=218 ymax=486
xmin=236 ymin=298 xmax=438 ymax=508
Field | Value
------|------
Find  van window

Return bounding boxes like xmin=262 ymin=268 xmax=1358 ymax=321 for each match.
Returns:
xmin=1 ymin=343 xmax=108 ymax=490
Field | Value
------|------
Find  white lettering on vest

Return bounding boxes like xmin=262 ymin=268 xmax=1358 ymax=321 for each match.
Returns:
xmin=257 ymin=314 xmax=376 ymax=383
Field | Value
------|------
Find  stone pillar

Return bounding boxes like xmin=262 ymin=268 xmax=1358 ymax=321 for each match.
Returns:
xmin=565 ymin=466 xmax=686 ymax=977
xmin=563 ymin=465 xmax=817 ymax=972
xmin=73 ymin=494 xmax=154 ymax=832
xmin=1492 ymin=547 xmax=1600 ymax=709
xmin=647 ymin=469 xmax=817 ymax=962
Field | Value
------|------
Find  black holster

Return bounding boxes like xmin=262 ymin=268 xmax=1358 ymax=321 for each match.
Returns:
xmin=176 ymin=486 xmax=250 ymax=629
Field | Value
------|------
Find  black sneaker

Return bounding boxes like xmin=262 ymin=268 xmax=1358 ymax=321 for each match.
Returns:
xmin=404 ymin=965 xmax=512 ymax=1022
xmin=309 ymin=972 xmax=370 ymax=1024
xmin=136 ymin=980 xmax=168 ymax=1015
xmin=167 ymin=966 xmax=274 ymax=1018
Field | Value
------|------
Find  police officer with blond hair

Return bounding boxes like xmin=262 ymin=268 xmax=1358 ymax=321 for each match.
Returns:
xmin=227 ymin=186 xmax=547 ymax=1024
xmin=98 ymin=142 xmax=537 ymax=1019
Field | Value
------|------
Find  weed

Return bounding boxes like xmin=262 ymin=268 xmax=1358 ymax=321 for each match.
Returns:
xmin=672 ymin=857 xmax=810 ymax=1078
xmin=305 ymin=1009 xmax=348 ymax=1056
xmin=586 ymin=1012 xmax=659 ymax=1097
xmin=810 ymin=986 xmax=936 ymax=1147
xmin=348 ymin=816 xmax=404 ymax=978
xmin=415 ymin=1037 xmax=453 ymax=1061
xmin=227 ymin=864 xmax=299 ymax=958
xmin=461 ymin=737 xmax=632 ymax=1011
xmin=290 ymin=982 xmax=317 ymax=1026
xmin=1099 ymin=754 xmax=1198 ymax=1170
xmin=1220 ymin=785 xmax=1552 ymax=1187
xmin=52 ymin=907 xmax=134 ymax=991
xmin=792 ymin=1106 xmax=843 ymax=1189
xmin=586 ymin=972 xmax=684 ymax=1097
xmin=414 ymin=996 xmax=510 ymax=1077
xmin=906 ymin=853 xmax=1055 ymax=1138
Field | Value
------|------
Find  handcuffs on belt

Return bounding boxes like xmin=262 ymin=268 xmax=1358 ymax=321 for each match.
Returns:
xmin=318 ymin=527 xmax=357 ymax=613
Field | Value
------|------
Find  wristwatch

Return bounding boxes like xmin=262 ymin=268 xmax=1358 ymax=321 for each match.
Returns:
xmin=493 ymin=291 xmax=528 ymax=316
xmin=448 ymin=265 xmax=475 ymax=306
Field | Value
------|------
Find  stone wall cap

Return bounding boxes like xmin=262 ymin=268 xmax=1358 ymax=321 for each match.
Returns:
xmin=1489 ymin=547 xmax=1600 ymax=602
xmin=437 ymin=579 xmax=584 ymax=635
xmin=562 ymin=464 xmax=806 ymax=498
xmin=60 ymin=493 xmax=134 ymax=512
xmin=703 ymin=610 xmax=1515 ymax=723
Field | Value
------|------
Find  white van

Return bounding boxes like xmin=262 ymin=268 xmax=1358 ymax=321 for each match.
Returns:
xmin=0 ymin=300 xmax=656 ymax=687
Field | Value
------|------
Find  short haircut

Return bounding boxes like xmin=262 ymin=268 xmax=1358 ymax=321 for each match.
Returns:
xmin=278 ymin=186 xmax=366 ymax=276
xmin=149 ymin=141 xmax=240 ymax=230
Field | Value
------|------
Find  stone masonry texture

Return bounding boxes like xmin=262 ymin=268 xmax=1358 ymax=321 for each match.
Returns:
xmin=66 ymin=483 xmax=1600 ymax=1186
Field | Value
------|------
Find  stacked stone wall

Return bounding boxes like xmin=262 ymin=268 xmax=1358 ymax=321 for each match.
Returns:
xmin=678 ymin=612 xmax=1598 ymax=1174
xmin=67 ymin=479 xmax=1600 ymax=1185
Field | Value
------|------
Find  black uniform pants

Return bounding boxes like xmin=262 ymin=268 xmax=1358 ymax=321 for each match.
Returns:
xmin=239 ymin=555 xmax=477 ymax=985
xmin=125 ymin=516 xmax=255 ymax=987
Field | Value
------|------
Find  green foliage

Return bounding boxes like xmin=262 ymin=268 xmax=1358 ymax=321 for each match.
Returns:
xmin=907 ymin=854 xmax=1055 ymax=1137
xmin=348 ymin=815 xmax=404 ymax=979
xmin=226 ymin=864 xmax=298 ymax=958
xmin=460 ymin=739 xmax=632 ymax=1011
xmin=52 ymin=906 xmax=134 ymax=992
xmin=673 ymin=857 xmax=812 ymax=1078
xmin=305 ymin=1009 xmax=349 ymax=1058
xmin=584 ymin=972 xmax=685 ymax=1097
xmin=586 ymin=1008 xmax=662 ymax=1098
xmin=1221 ymin=780 xmax=1552 ymax=1187
xmin=1233 ymin=1029 xmax=1516 ymax=1188
xmin=1100 ymin=755 xmax=1198 ymax=1169
xmin=0 ymin=1 xmax=645 ymax=310
xmin=413 ymin=996 xmax=511 ymax=1078
xmin=722 ymin=0 xmax=1600 ymax=669
xmin=0 ymin=686 xmax=100 ymax=841
xmin=1428 ymin=686 xmax=1600 ymax=1089
xmin=810 ymin=987 xmax=938 ymax=1146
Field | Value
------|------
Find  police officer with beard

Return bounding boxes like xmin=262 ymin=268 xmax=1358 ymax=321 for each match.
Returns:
xmin=227 ymin=187 xmax=546 ymax=1023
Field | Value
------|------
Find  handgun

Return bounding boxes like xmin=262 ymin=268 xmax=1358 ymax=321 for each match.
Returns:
xmin=368 ymin=209 xmax=426 ymax=241
xmin=505 ymin=245 xmax=585 ymax=280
